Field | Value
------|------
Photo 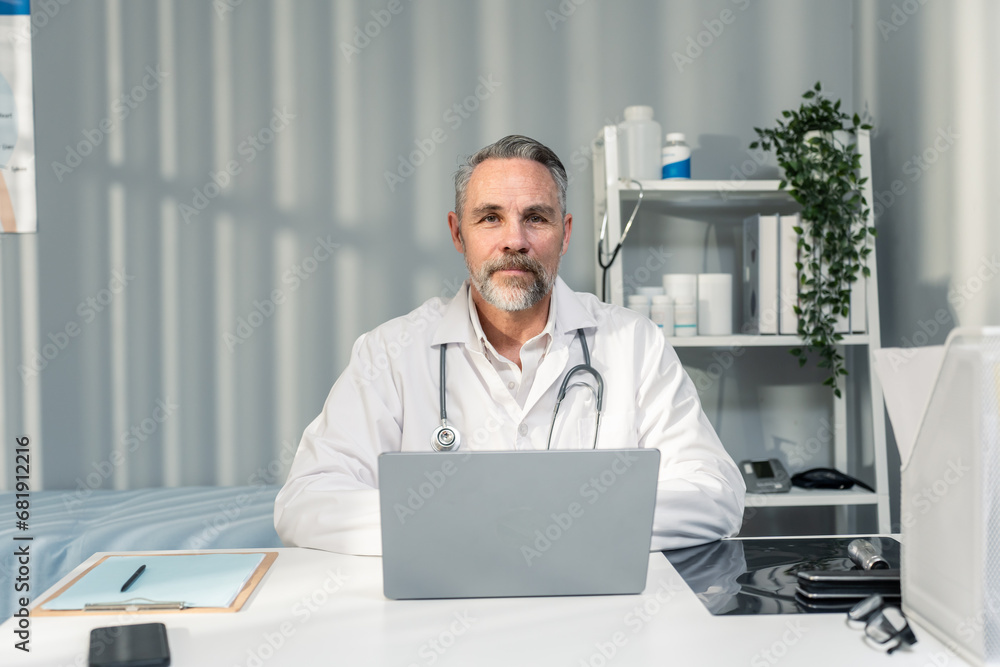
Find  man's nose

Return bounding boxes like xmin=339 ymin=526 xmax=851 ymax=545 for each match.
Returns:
xmin=502 ymin=220 xmax=529 ymax=253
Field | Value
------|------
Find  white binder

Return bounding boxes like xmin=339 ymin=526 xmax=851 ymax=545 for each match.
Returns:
xmin=743 ymin=214 xmax=779 ymax=335
xmin=778 ymin=214 xmax=800 ymax=335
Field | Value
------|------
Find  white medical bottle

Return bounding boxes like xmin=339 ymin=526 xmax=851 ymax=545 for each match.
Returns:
xmin=618 ymin=106 xmax=662 ymax=181
xmin=650 ymin=294 xmax=675 ymax=335
xmin=661 ymin=132 xmax=691 ymax=179
xmin=674 ymin=299 xmax=697 ymax=336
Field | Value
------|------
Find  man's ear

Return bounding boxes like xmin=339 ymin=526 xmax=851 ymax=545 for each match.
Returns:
xmin=561 ymin=213 xmax=573 ymax=256
xmin=448 ymin=211 xmax=465 ymax=253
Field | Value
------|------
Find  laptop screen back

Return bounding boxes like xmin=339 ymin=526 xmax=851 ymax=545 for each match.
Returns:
xmin=378 ymin=449 xmax=660 ymax=599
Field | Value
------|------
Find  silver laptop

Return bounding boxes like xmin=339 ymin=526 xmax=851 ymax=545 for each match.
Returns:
xmin=378 ymin=449 xmax=660 ymax=599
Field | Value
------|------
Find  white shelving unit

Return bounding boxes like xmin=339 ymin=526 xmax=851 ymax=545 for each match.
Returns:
xmin=591 ymin=126 xmax=891 ymax=534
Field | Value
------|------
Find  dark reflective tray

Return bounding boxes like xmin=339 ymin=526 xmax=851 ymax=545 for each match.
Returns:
xmin=662 ymin=536 xmax=900 ymax=615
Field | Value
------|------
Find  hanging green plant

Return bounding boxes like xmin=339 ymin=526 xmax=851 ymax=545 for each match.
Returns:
xmin=750 ymin=82 xmax=875 ymax=398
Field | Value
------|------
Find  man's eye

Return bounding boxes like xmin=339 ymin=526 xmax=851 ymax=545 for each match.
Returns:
xmin=483 ymin=214 xmax=499 ymax=223
xmin=528 ymin=215 xmax=545 ymax=223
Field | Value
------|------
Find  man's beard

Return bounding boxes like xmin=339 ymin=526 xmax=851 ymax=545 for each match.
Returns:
xmin=467 ymin=251 xmax=558 ymax=312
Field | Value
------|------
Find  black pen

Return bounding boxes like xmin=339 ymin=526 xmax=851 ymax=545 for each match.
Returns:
xmin=120 ymin=565 xmax=146 ymax=593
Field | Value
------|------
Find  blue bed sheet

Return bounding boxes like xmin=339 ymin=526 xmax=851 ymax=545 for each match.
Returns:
xmin=0 ymin=485 xmax=282 ymax=623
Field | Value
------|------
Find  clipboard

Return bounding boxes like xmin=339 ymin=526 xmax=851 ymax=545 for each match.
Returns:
xmin=32 ymin=551 xmax=278 ymax=616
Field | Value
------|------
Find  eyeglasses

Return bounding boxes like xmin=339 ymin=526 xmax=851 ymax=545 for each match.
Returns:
xmin=847 ymin=594 xmax=918 ymax=654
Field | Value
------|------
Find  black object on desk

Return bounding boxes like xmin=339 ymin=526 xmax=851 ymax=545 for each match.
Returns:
xmin=662 ymin=536 xmax=900 ymax=616
xmin=88 ymin=622 xmax=170 ymax=667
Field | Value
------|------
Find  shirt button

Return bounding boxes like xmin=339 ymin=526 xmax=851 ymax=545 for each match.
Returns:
xmin=518 ymin=423 xmax=528 ymax=436
xmin=508 ymin=381 xmax=515 ymax=390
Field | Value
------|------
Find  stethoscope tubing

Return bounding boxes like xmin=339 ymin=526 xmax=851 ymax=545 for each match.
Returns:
xmin=434 ymin=329 xmax=604 ymax=452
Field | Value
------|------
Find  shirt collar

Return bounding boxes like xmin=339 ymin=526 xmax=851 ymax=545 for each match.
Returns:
xmin=468 ymin=280 xmax=557 ymax=359
xmin=430 ymin=276 xmax=598 ymax=348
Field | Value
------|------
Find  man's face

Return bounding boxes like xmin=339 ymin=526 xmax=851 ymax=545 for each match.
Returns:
xmin=448 ymin=158 xmax=572 ymax=312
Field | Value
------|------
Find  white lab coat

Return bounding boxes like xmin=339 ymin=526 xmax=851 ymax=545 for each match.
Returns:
xmin=274 ymin=278 xmax=745 ymax=555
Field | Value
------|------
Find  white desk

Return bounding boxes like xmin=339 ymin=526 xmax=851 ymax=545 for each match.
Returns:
xmin=1 ymin=547 xmax=968 ymax=666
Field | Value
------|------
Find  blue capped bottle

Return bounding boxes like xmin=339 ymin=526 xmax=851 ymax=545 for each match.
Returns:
xmin=661 ymin=132 xmax=691 ymax=179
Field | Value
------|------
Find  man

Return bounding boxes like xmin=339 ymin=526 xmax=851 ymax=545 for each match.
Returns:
xmin=274 ymin=135 xmax=745 ymax=555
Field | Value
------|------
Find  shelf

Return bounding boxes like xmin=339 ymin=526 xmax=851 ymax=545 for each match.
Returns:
xmin=665 ymin=334 xmax=871 ymax=348
xmin=745 ymin=487 xmax=879 ymax=508
xmin=615 ymin=179 xmax=798 ymax=207
xmin=593 ymin=125 xmax=891 ymax=534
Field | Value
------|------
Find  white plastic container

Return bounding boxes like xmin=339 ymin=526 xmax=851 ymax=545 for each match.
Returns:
xmin=618 ymin=106 xmax=662 ymax=181
xmin=650 ymin=294 xmax=674 ymax=334
xmin=697 ymin=273 xmax=733 ymax=335
xmin=626 ymin=294 xmax=650 ymax=319
xmin=674 ymin=301 xmax=697 ymax=337
xmin=661 ymin=132 xmax=691 ymax=179
xmin=662 ymin=274 xmax=697 ymax=306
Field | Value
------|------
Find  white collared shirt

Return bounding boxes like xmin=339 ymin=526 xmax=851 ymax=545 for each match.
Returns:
xmin=275 ymin=277 xmax=746 ymax=555
xmin=467 ymin=280 xmax=555 ymax=408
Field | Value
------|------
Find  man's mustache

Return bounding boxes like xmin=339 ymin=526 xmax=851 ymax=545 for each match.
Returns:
xmin=484 ymin=253 xmax=543 ymax=277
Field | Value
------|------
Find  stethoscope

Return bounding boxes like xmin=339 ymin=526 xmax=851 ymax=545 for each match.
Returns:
xmin=431 ymin=329 xmax=605 ymax=452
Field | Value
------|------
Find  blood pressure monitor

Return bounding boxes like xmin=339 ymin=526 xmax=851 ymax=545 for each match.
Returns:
xmin=739 ymin=458 xmax=791 ymax=494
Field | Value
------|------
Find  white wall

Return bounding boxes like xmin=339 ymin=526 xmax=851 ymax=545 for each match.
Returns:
xmin=854 ymin=0 xmax=1000 ymax=528
xmin=1 ymin=0 xmax=862 ymax=491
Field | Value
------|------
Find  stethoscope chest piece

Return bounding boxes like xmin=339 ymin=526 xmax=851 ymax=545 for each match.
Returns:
xmin=431 ymin=421 xmax=461 ymax=452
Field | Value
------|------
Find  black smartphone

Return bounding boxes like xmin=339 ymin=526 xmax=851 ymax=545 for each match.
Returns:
xmin=796 ymin=569 xmax=901 ymax=598
xmin=88 ymin=622 xmax=170 ymax=667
